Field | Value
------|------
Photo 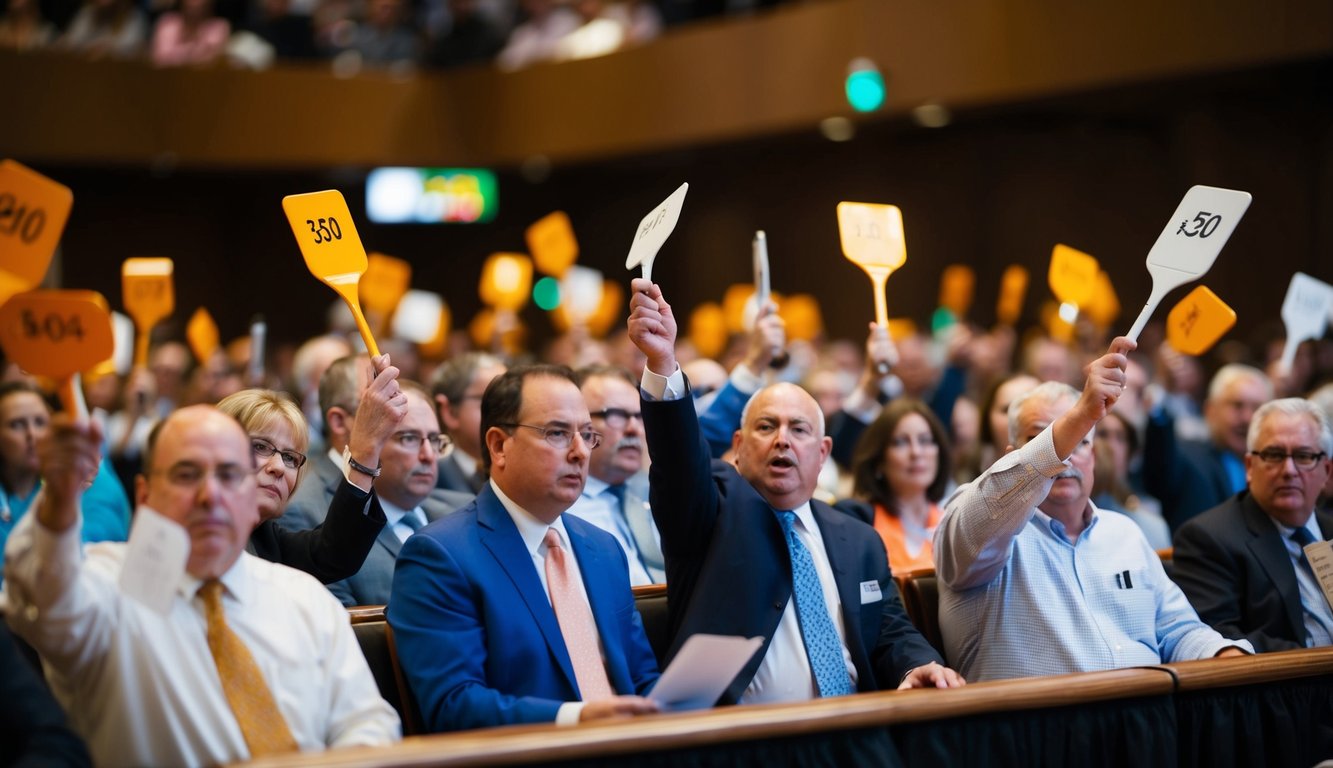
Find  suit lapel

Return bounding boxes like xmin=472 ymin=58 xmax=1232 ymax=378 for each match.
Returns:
xmin=1240 ymin=497 xmax=1305 ymax=638
xmin=812 ymin=502 xmax=864 ymax=643
xmin=475 ymin=489 xmax=579 ymax=693
xmin=376 ymin=524 xmax=403 ymax=559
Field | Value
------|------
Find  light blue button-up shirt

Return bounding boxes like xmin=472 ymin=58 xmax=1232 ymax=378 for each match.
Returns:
xmin=936 ymin=425 xmax=1251 ymax=682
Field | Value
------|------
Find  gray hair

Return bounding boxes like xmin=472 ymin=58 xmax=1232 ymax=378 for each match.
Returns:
xmin=1207 ymin=363 xmax=1272 ymax=403
xmin=1008 ymin=381 xmax=1079 ymax=446
xmin=1247 ymin=397 xmax=1333 ymax=456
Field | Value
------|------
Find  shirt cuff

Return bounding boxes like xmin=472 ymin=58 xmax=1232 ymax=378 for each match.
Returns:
xmin=555 ymin=701 xmax=586 ymax=726
xmin=728 ymin=363 xmax=763 ymax=396
xmin=640 ymin=364 xmax=685 ymax=402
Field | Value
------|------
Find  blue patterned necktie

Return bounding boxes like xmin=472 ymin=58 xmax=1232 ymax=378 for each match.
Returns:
xmin=775 ymin=509 xmax=854 ymax=698
xmin=1291 ymin=527 xmax=1317 ymax=575
xmin=400 ymin=509 xmax=425 ymax=533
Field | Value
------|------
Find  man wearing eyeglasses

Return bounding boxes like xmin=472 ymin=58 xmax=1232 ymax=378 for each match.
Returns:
xmin=4 ymin=405 xmax=400 ymax=766
xmin=327 ymin=381 xmax=464 ymax=607
xmin=430 ymin=352 xmax=507 ymax=495
xmin=565 ymin=365 xmax=663 ymax=585
xmin=1173 ymin=398 xmax=1333 ymax=652
xmin=388 ymin=364 xmax=660 ymax=732
xmin=936 ymin=339 xmax=1253 ymax=682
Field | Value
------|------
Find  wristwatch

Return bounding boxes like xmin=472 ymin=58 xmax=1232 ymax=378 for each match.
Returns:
xmin=343 ymin=446 xmax=381 ymax=478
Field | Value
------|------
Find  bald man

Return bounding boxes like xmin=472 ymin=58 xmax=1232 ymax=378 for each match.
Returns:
xmin=4 ymin=406 xmax=399 ymax=767
xmin=628 ymin=277 xmax=960 ymax=706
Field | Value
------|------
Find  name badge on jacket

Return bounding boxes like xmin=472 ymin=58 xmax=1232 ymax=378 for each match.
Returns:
xmin=860 ymin=580 xmax=882 ymax=604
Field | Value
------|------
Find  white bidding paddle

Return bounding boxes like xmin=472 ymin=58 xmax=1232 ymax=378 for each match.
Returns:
xmin=625 ymin=183 xmax=688 ymax=283
xmin=1125 ymin=185 xmax=1251 ymax=342
xmin=1279 ymin=272 xmax=1333 ymax=374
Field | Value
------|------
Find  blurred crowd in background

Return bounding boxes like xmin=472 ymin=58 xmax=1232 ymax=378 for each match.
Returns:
xmin=0 ymin=0 xmax=803 ymax=72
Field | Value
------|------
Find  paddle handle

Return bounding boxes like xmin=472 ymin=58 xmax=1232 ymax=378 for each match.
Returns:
xmin=1278 ymin=337 xmax=1299 ymax=377
xmin=60 ymin=373 xmax=89 ymax=423
xmin=1125 ymin=281 xmax=1171 ymax=344
xmin=868 ymin=269 xmax=891 ymax=374
xmin=641 ymin=260 xmax=653 ymax=284
xmin=133 ymin=330 xmax=150 ymax=369
xmin=339 ymin=289 xmax=380 ymax=358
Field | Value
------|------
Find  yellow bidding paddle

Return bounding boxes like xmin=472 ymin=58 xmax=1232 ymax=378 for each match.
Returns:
xmin=1166 ymin=285 xmax=1235 ymax=355
xmin=0 ymin=160 xmax=74 ymax=305
xmin=0 ymin=290 xmax=114 ymax=419
xmin=186 ymin=307 xmax=220 ymax=364
xmin=361 ymin=252 xmax=412 ymax=335
xmin=122 ymin=257 xmax=174 ymax=367
xmin=527 ymin=211 xmax=578 ymax=277
xmin=837 ymin=202 xmax=907 ymax=329
xmin=282 ymin=190 xmax=379 ymax=356
xmin=479 ymin=253 xmax=533 ymax=312
xmin=939 ymin=265 xmax=975 ymax=319
xmin=1048 ymin=244 xmax=1099 ymax=312
xmin=996 ymin=265 xmax=1029 ymax=327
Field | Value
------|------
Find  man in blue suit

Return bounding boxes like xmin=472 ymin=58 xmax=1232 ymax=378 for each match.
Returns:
xmin=627 ymin=278 xmax=963 ymax=705
xmin=387 ymin=365 xmax=659 ymax=732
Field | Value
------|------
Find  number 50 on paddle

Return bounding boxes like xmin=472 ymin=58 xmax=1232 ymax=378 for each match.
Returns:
xmin=282 ymin=190 xmax=380 ymax=356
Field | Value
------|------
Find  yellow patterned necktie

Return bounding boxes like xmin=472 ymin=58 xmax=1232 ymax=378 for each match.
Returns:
xmin=199 ymin=579 xmax=298 ymax=757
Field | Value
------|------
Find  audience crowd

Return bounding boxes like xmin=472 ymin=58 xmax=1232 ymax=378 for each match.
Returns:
xmin=1 ymin=243 xmax=1331 ymax=764
xmin=0 ymin=0 xmax=806 ymax=70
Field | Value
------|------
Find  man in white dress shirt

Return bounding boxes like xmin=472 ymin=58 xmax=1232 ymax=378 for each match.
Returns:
xmin=3 ymin=405 xmax=399 ymax=768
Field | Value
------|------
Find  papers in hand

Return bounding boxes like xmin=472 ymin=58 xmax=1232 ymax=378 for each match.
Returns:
xmin=649 ymin=633 xmax=763 ymax=711
xmin=118 ymin=505 xmax=189 ymax=616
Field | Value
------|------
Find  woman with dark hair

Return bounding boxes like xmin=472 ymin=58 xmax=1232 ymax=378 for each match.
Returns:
xmin=0 ymin=381 xmax=131 ymax=576
xmin=841 ymin=398 xmax=952 ymax=575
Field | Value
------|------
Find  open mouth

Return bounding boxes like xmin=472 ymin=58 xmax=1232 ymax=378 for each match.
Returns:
xmin=769 ymin=456 xmax=795 ymax=470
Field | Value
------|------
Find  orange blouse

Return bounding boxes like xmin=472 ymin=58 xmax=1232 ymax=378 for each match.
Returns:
xmin=872 ymin=503 xmax=941 ymax=576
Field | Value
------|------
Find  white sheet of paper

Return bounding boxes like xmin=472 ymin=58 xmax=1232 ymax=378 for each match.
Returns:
xmin=1305 ymin=540 xmax=1333 ymax=611
xmin=118 ymin=505 xmax=189 ymax=616
xmin=1279 ymin=272 xmax=1333 ymax=373
xmin=649 ymin=633 xmax=763 ymax=711
xmin=624 ymin=182 xmax=688 ymax=283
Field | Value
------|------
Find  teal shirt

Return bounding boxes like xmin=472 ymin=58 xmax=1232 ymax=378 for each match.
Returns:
xmin=0 ymin=457 xmax=131 ymax=577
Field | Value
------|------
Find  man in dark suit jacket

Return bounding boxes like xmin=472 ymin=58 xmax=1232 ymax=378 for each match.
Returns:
xmin=627 ymin=278 xmax=962 ymax=704
xmin=328 ymin=383 xmax=471 ymax=606
xmin=1144 ymin=364 xmax=1272 ymax=531
xmin=1173 ymin=397 xmax=1333 ymax=652
xmin=388 ymin=365 xmax=659 ymax=732
xmin=430 ymin=352 xmax=506 ymax=495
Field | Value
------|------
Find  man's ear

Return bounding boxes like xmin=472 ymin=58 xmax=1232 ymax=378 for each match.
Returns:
xmin=484 ymin=427 xmax=507 ymax=471
xmin=134 ymin=474 xmax=148 ymax=505
xmin=325 ymin=406 xmax=351 ymax=436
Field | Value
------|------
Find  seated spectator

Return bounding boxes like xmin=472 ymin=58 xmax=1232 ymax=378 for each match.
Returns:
xmin=1091 ymin=409 xmax=1170 ymax=549
xmin=1144 ymin=363 xmax=1273 ymax=531
xmin=345 ymin=0 xmax=419 ymax=67
xmin=1173 ymin=398 xmax=1333 ymax=652
xmin=551 ymin=0 xmax=624 ymax=62
xmin=0 ymin=0 xmax=55 ymax=51
xmin=496 ymin=0 xmax=579 ymax=70
xmin=936 ymin=341 xmax=1252 ymax=682
xmin=4 ymin=405 xmax=400 ymax=766
xmin=841 ymin=399 xmax=951 ymax=575
xmin=423 ymin=0 xmax=506 ymax=69
xmin=0 ymin=382 xmax=130 ymax=580
xmin=388 ymin=365 xmax=660 ymax=731
xmin=327 ymin=381 xmax=470 ymax=606
xmin=244 ymin=0 xmax=318 ymax=60
xmin=152 ymin=0 xmax=230 ymax=66
xmin=57 ymin=0 xmax=147 ymax=57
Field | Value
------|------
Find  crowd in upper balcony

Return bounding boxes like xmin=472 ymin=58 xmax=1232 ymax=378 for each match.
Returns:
xmin=0 ymin=0 xmax=800 ymax=71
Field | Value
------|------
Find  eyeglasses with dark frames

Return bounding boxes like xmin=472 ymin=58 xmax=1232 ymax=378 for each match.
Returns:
xmin=251 ymin=438 xmax=307 ymax=470
xmin=500 ymin=423 xmax=603 ymax=450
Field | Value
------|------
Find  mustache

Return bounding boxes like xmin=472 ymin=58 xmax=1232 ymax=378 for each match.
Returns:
xmin=614 ymin=437 xmax=643 ymax=451
xmin=1055 ymin=468 xmax=1084 ymax=481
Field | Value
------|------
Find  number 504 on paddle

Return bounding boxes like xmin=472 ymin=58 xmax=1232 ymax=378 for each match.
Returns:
xmin=282 ymin=190 xmax=380 ymax=356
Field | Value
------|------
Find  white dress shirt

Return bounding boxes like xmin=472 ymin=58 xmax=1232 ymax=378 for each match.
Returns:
xmin=641 ymin=365 xmax=856 ymax=703
xmin=1271 ymin=515 xmax=1333 ymax=647
xmin=379 ymin=498 xmax=427 ymax=544
xmin=2 ymin=511 xmax=401 ymax=768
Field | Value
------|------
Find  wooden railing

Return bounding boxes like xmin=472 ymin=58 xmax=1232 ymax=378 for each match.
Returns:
xmin=233 ymin=646 xmax=1333 ymax=767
